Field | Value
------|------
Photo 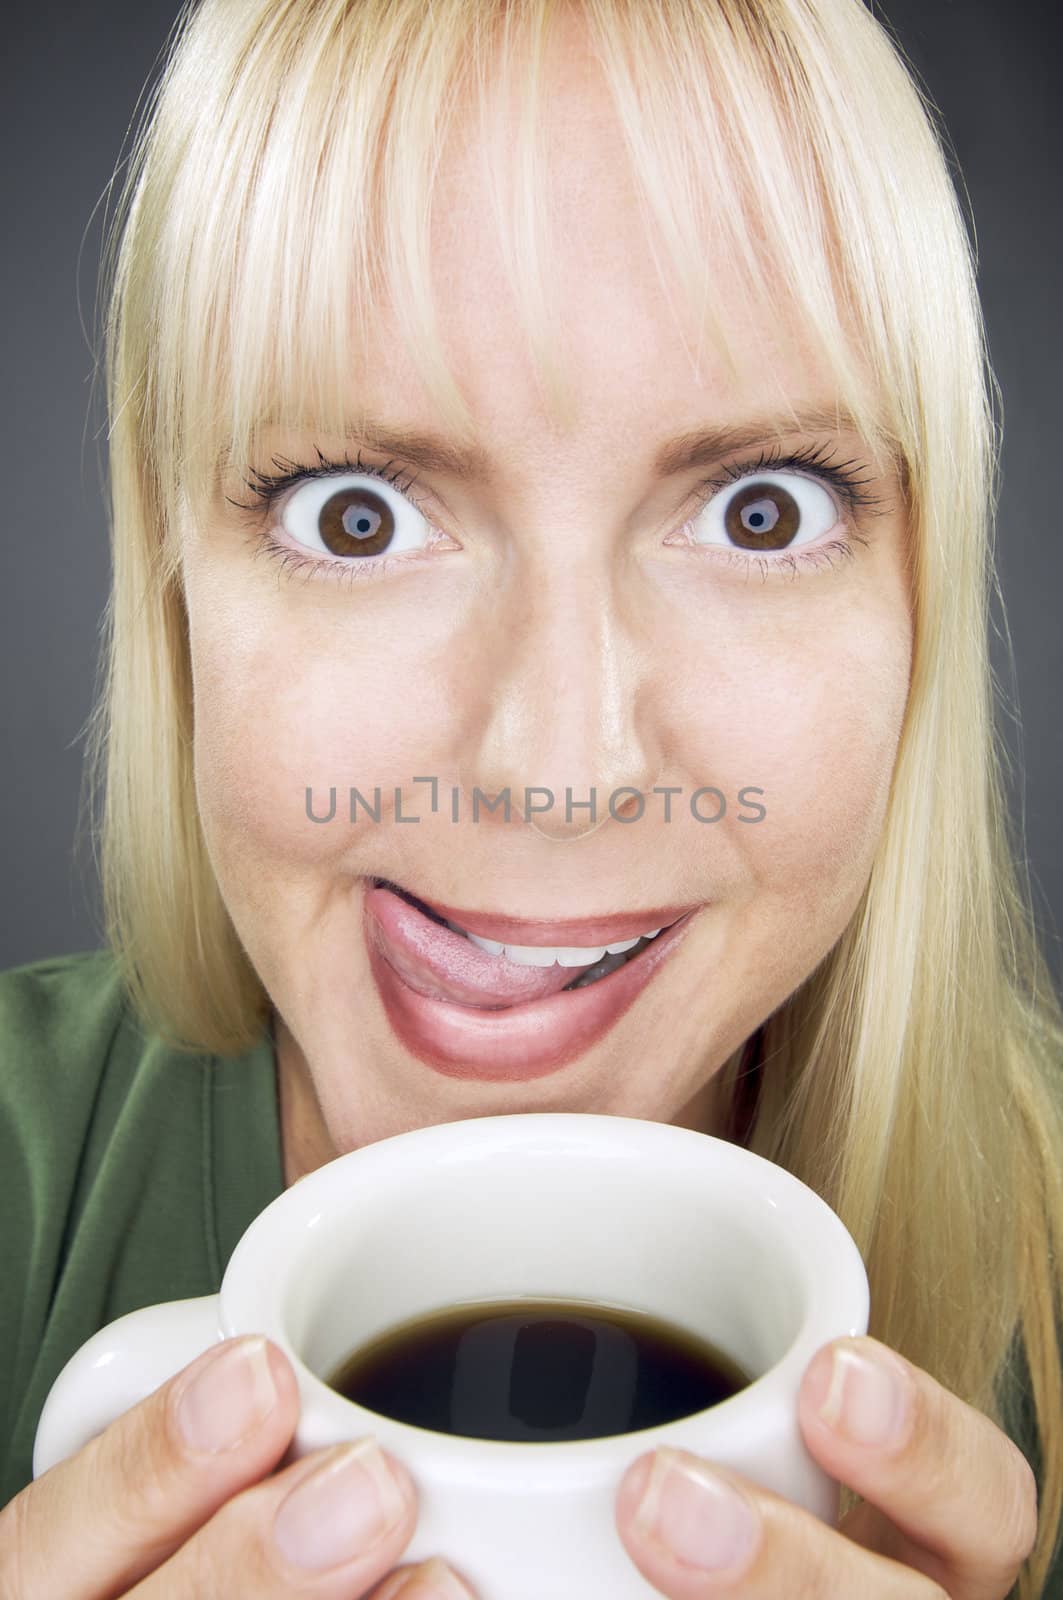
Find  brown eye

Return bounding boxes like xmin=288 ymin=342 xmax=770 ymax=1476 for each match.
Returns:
xmin=693 ymin=471 xmax=840 ymax=556
xmin=319 ymin=485 xmax=396 ymax=557
xmin=724 ymin=481 xmax=800 ymax=550
xmin=279 ymin=473 xmax=432 ymax=561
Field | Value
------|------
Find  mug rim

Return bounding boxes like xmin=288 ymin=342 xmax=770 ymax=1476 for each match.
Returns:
xmin=218 ymin=1112 xmax=869 ymax=1473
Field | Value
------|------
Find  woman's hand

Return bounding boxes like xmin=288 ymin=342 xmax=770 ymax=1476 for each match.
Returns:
xmin=0 ymin=1335 xmax=472 ymax=1599
xmin=614 ymin=1335 xmax=1038 ymax=1598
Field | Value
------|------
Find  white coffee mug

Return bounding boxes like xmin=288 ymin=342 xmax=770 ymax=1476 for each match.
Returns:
xmin=34 ymin=1113 xmax=869 ymax=1599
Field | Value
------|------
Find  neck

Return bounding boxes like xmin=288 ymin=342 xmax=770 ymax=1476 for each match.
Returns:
xmin=272 ymin=1013 xmax=338 ymax=1186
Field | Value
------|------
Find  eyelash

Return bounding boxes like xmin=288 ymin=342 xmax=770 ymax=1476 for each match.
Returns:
xmin=230 ymin=439 xmax=889 ymax=590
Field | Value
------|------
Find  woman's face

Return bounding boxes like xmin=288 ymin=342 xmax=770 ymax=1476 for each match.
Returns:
xmin=181 ymin=20 xmax=912 ymax=1179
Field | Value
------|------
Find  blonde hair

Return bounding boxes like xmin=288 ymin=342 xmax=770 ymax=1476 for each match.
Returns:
xmin=84 ymin=0 xmax=1063 ymax=1589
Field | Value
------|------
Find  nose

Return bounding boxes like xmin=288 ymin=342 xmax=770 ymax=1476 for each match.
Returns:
xmin=464 ymin=554 xmax=664 ymax=842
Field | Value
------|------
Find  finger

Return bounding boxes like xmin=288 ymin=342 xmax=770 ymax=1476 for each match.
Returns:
xmin=0 ymin=1335 xmax=298 ymax=1599
xmin=369 ymin=1555 xmax=478 ymax=1599
xmin=126 ymin=1435 xmax=420 ymax=1598
xmin=798 ymin=1336 xmax=1038 ymax=1598
xmin=616 ymin=1446 xmax=948 ymax=1598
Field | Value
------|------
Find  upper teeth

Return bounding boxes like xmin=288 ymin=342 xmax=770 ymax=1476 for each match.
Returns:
xmin=444 ymin=922 xmax=664 ymax=966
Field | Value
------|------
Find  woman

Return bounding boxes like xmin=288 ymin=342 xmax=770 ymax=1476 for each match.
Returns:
xmin=1 ymin=0 xmax=1060 ymax=1595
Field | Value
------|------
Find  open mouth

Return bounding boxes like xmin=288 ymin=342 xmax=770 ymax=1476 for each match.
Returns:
xmin=369 ymin=877 xmax=675 ymax=994
xmin=364 ymin=876 xmax=703 ymax=1080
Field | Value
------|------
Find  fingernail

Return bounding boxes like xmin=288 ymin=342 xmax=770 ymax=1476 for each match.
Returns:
xmin=817 ymin=1340 xmax=912 ymax=1448
xmin=176 ymin=1336 xmax=278 ymax=1454
xmin=273 ymin=1438 xmax=407 ymax=1570
xmin=390 ymin=1556 xmax=477 ymax=1599
xmin=632 ymin=1447 xmax=760 ymax=1573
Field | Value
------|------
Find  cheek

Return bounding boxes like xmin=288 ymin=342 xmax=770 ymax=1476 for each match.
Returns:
xmin=663 ymin=604 xmax=911 ymax=911
xmin=189 ymin=593 xmax=463 ymax=879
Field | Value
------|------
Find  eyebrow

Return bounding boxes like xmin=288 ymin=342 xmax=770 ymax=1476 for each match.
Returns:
xmin=248 ymin=402 xmax=885 ymax=482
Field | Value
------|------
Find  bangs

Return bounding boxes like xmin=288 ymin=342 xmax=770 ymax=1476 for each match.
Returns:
xmin=110 ymin=0 xmax=967 ymax=566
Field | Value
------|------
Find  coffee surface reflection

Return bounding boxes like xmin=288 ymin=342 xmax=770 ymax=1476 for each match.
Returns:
xmin=325 ymin=1298 xmax=753 ymax=1442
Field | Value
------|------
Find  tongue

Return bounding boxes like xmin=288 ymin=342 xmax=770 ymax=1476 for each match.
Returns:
xmin=364 ymin=883 xmax=601 ymax=1007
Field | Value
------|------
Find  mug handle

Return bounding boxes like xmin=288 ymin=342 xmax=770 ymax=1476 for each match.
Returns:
xmin=32 ymin=1294 xmax=222 ymax=1479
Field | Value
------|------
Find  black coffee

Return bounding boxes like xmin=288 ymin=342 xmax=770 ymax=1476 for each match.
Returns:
xmin=324 ymin=1298 xmax=752 ymax=1442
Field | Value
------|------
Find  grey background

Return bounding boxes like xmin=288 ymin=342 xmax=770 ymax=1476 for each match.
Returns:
xmin=2 ymin=1 xmax=1060 ymax=988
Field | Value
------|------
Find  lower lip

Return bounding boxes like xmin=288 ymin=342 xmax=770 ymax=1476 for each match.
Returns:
xmin=364 ymin=891 xmax=702 ymax=1082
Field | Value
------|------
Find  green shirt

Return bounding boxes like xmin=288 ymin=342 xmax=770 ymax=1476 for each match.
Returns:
xmin=0 ymin=949 xmax=284 ymax=1505
xmin=0 ymin=950 xmax=1057 ymax=1595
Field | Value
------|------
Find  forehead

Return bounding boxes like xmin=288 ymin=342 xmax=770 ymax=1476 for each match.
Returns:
xmin=325 ymin=45 xmax=877 ymax=473
xmin=194 ymin=0 xmax=897 ymax=517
